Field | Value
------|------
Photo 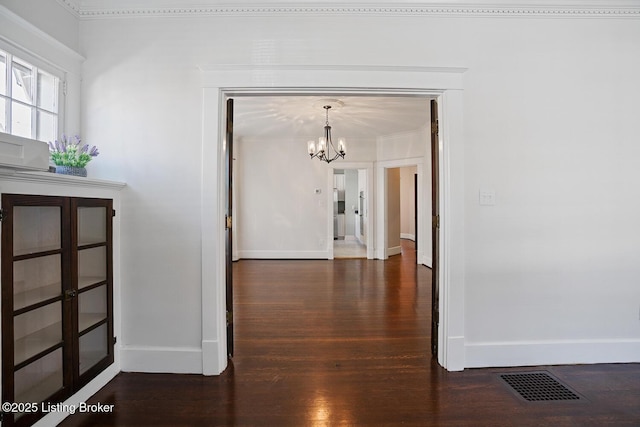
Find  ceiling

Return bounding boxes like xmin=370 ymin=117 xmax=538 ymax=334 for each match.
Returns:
xmin=232 ymin=95 xmax=431 ymax=141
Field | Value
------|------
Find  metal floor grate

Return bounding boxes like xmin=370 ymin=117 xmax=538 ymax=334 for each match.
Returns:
xmin=500 ymin=371 xmax=582 ymax=402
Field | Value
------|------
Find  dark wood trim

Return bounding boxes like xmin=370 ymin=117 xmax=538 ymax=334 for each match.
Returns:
xmin=430 ymin=99 xmax=440 ymax=358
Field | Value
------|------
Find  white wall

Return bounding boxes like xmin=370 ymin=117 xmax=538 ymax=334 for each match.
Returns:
xmin=386 ymin=168 xmax=401 ymax=256
xmin=235 ymin=136 xmax=377 ymax=258
xmin=400 ymin=166 xmax=417 ymax=240
xmin=5 ymin=3 xmax=639 ymax=372
xmin=344 ymin=169 xmax=359 ymax=237
xmin=357 ymin=169 xmax=368 ymax=245
xmin=81 ymin=11 xmax=640 ymax=370
xmin=235 ymin=136 xmax=330 ymax=258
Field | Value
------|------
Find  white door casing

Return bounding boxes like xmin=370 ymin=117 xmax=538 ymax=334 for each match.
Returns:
xmin=201 ymin=65 xmax=466 ymax=374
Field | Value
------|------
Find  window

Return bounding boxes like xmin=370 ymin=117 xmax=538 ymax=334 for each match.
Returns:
xmin=0 ymin=48 xmax=61 ymax=143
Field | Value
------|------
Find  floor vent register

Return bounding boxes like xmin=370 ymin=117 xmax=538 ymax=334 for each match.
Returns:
xmin=499 ymin=371 xmax=583 ymax=402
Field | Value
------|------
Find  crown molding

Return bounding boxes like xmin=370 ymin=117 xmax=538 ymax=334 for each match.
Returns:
xmin=56 ymin=0 xmax=81 ymax=18
xmin=71 ymin=2 xmax=640 ymax=19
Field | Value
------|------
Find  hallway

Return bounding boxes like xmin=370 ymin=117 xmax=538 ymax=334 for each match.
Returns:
xmin=61 ymin=241 xmax=640 ymax=426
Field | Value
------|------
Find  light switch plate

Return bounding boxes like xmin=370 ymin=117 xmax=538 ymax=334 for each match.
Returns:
xmin=479 ymin=189 xmax=496 ymax=206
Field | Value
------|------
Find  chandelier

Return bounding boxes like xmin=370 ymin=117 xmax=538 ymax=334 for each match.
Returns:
xmin=307 ymin=105 xmax=346 ymax=164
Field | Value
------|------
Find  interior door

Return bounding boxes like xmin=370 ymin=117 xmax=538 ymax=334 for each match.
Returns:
xmin=430 ymin=99 xmax=440 ymax=358
xmin=225 ymin=98 xmax=234 ymax=358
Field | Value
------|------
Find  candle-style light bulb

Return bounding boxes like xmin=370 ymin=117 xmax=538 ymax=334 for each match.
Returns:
xmin=318 ymin=137 xmax=327 ymax=153
xmin=338 ymin=138 xmax=346 ymax=154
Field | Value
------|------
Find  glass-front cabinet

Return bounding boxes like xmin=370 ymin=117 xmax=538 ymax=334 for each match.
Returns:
xmin=1 ymin=194 xmax=114 ymax=426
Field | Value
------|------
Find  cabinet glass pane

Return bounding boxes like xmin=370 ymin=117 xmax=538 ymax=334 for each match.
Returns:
xmin=14 ymin=348 xmax=63 ymax=407
xmin=13 ymin=254 xmax=62 ymax=310
xmin=78 ymin=285 xmax=107 ymax=333
xmin=79 ymin=323 xmax=108 ymax=375
xmin=78 ymin=246 xmax=107 ymax=289
xmin=14 ymin=302 xmax=62 ymax=365
xmin=77 ymin=207 xmax=107 ymax=246
xmin=14 ymin=206 xmax=61 ymax=256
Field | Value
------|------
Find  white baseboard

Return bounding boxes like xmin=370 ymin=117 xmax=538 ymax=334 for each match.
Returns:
xmin=120 ymin=345 xmax=203 ymax=374
xmin=237 ymin=250 xmax=329 ymax=259
xmin=387 ymin=245 xmax=402 ymax=257
xmin=34 ymin=364 xmax=119 ymax=426
xmin=202 ymin=339 xmax=225 ymax=375
xmin=446 ymin=336 xmax=466 ymax=371
xmin=465 ymin=339 xmax=640 ymax=368
xmin=400 ymin=233 xmax=415 ymax=241
xmin=421 ymin=254 xmax=432 ymax=268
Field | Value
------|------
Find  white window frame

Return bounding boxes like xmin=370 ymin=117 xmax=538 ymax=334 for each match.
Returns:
xmin=0 ymin=39 xmax=65 ymax=144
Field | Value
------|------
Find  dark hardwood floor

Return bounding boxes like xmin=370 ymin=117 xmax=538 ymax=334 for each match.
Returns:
xmin=61 ymin=240 xmax=640 ymax=426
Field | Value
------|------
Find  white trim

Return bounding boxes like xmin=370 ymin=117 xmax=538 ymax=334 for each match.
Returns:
xmin=33 ymin=364 xmax=119 ymax=427
xmin=56 ymin=0 xmax=81 ymax=18
xmin=120 ymin=346 xmax=203 ymax=374
xmin=201 ymin=65 xmax=465 ymax=374
xmin=327 ymin=161 xmax=375 ymax=260
xmin=202 ymin=65 xmax=465 ymax=91
xmin=71 ymin=2 xmax=640 ymax=19
xmin=0 ymin=169 xmax=126 ymax=189
xmin=401 ymin=233 xmax=415 ymax=241
xmin=439 ymin=90 xmax=465 ymax=371
xmin=376 ymin=157 xmax=425 ymax=262
xmin=465 ymin=339 xmax=640 ymax=368
xmin=423 ymin=255 xmax=433 ymax=268
xmin=237 ymin=250 xmax=330 ymax=259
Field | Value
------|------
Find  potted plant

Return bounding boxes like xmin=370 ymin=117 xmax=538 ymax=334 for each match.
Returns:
xmin=48 ymin=135 xmax=99 ymax=177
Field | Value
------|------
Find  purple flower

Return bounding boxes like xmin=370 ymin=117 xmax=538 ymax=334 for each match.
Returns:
xmin=80 ymin=144 xmax=89 ymax=154
xmin=89 ymin=146 xmax=100 ymax=157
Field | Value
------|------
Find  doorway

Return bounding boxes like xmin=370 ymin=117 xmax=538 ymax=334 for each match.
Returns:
xmin=219 ymin=91 xmax=440 ymax=371
xmin=200 ymin=65 xmax=465 ymax=374
xmin=333 ymin=168 xmax=368 ymax=259
xmin=228 ymin=93 xmax=435 ymax=359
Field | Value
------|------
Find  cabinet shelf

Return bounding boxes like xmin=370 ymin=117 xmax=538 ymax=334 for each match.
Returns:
xmin=14 ymin=323 xmax=62 ymax=366
xmin=78 ymin=240 xmax=106 ymax=249
xmin=79 ymin=313 xmax=107 ymax=334
xmin=14 ymin=283 xmax=62 ymax=312
xmin=14 ymin=246 xmax=62 ymax=259
xmin=79 ymin=276 xmax=106 ymax=290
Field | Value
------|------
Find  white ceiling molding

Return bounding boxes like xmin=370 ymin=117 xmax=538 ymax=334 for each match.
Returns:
xmin=56 ymin=0 xmax=81 ymax=18
xmin=68 ymin=1 xmax=640 ymax=19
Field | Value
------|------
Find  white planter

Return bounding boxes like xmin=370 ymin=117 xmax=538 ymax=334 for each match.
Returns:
xmin=0 ymin=133 xmax=49 ymax=171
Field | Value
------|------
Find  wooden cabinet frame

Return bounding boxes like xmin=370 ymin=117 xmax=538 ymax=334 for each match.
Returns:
xmin=1 ymin=194 xmax=114 ymax=426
